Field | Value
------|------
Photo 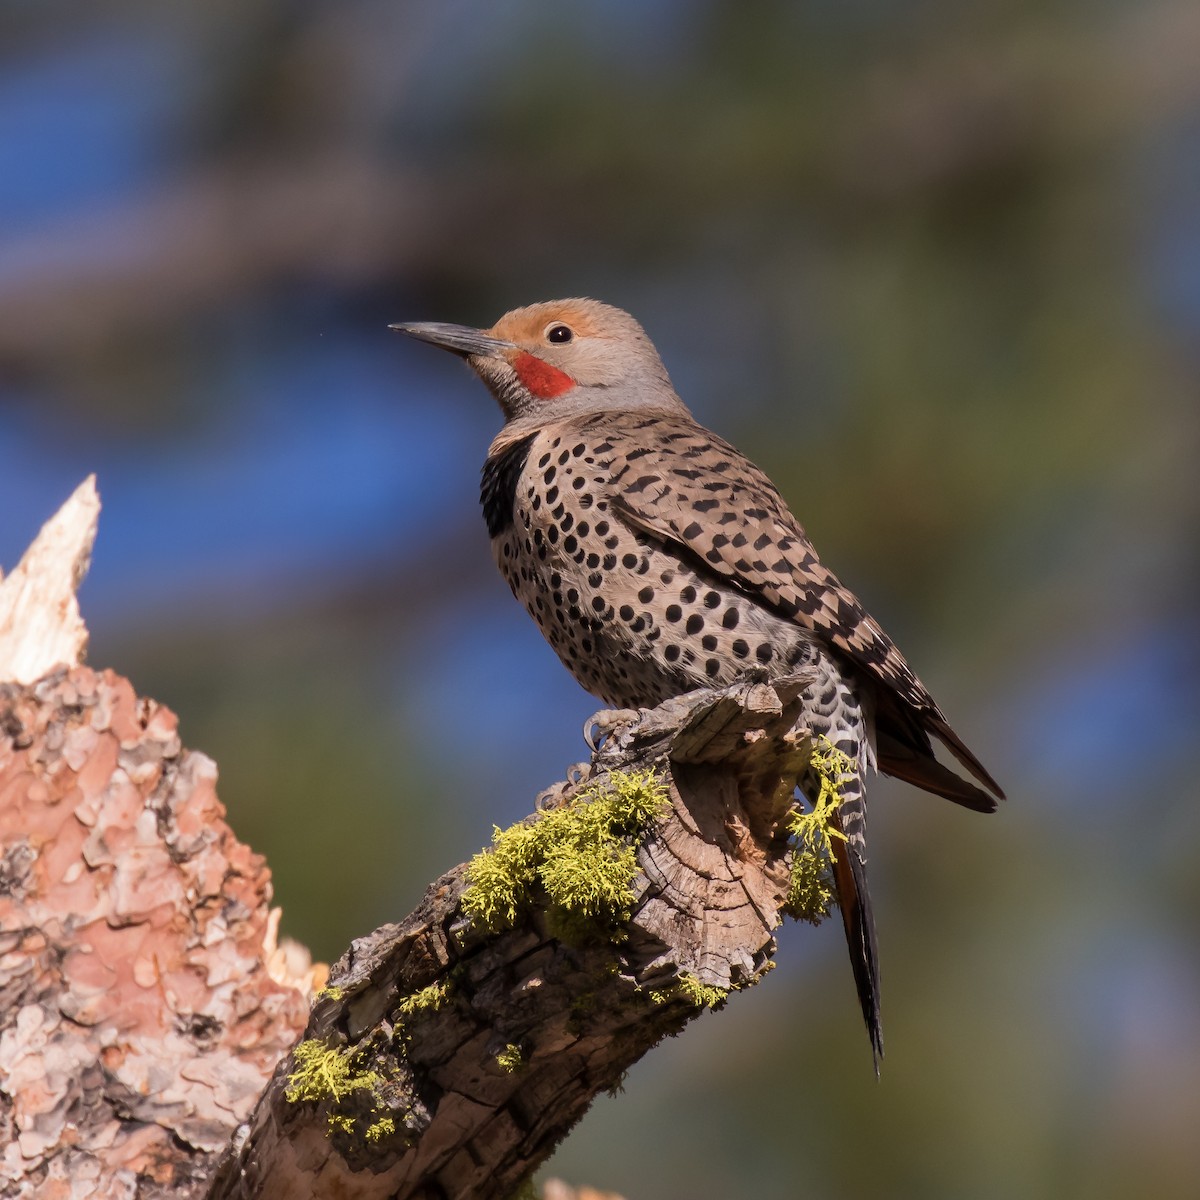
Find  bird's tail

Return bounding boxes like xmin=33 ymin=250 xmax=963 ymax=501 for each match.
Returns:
xmin=799 ymin=649 xmax=883 ymax=1071
xmin=829 ymin=787 xmax=883 ymax=1075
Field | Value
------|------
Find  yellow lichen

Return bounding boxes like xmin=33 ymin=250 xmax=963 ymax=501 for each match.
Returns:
xmin=284 ymin=1039 xmax=383 ymax=1105
xmin=461 ymin=769 xmax=670 ymax=936
xmin=649 ymin=971 xmax=728 ymax=1009
xmin=285 ymin=1038 xmax=402 ymax=1145
xmin=496 ymin=1043 xmax=525 ymax=1073
xmin=677 ymin=972 xmax=729 ymax=1009
xmin=508 ymin=1178 xmax=539 ymax=1200
xmin=787 ymin=738 xmax=853 ymax=923
xmin=396 ymin=979 xmax=451 ymax=1019
xmin=365 ymin=1117 xmax=397 ymax=1142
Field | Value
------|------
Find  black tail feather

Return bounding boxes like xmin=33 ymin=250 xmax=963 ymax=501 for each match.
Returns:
xmin=831 ymin=809 xmax=883 ymax=1075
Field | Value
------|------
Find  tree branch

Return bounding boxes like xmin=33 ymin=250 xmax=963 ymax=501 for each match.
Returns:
xmin=204 ymin=676 xmax=817 ymax=1200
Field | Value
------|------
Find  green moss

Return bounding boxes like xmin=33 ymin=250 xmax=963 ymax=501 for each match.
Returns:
xmin=496 ymin=1043 xmax=525 ymax=1073
xmin=395 ymin=979 xmax=451 ymax=1019
xmin=786 ymin=738 xmax=853 ymax=924
xmin=461 ymin=769 xmax=670 ymax=936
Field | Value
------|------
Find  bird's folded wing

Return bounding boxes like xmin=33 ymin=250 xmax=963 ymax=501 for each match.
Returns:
xmin=600 ymin=414 xmax=1004 ymax=803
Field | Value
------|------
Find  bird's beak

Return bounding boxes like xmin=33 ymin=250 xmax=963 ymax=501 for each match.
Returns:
xmin=389 ymin=321 xmax=515 ymax=359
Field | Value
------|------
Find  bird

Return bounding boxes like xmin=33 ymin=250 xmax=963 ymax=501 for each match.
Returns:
xmin=391 ymin=298 xmax=1003 ymax=1069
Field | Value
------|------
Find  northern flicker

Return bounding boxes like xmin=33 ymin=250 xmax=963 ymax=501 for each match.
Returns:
xmin=392 ymin=299 xmax=1004 ymax=1068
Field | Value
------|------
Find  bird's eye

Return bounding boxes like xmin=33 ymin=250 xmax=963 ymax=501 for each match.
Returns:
xmin=546 ymin=324 xmax=573 ymax=344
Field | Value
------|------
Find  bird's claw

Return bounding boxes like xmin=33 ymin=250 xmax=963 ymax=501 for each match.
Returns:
xmin=583 ymin=708 xmax=641 ymax=753
xmin=536 ymin=761 xmax=593 ymax=810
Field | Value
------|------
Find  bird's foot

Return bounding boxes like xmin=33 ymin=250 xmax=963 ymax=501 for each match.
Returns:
xmin=583 ymin=708 xmax=641 ymax=753
xmin=536 ymin=760 xmax=593 ymax=811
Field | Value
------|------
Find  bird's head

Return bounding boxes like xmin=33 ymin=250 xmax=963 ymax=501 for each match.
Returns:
xmin=392 ymin=298 xmax=686 ymax=424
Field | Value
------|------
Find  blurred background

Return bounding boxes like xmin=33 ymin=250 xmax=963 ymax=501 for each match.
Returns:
xmin=2 ymin=1 xmax=1198 ymax=1196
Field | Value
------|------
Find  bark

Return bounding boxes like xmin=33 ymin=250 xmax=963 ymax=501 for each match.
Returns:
xmin=1 ymin=484 xmax=819 ymax=1199
xmin=0 ymin=666 xmax=313 ymax=1200
xmin=204 ymin=675 xmax=815 ymax=1200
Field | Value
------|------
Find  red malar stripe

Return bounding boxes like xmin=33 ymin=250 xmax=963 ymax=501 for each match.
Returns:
xmin=512 ymin=351 xmax=575 ymax=399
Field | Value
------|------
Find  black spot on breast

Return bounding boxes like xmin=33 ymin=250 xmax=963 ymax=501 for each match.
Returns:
xmin=480 ymin=433 xmax=537 ymax=537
